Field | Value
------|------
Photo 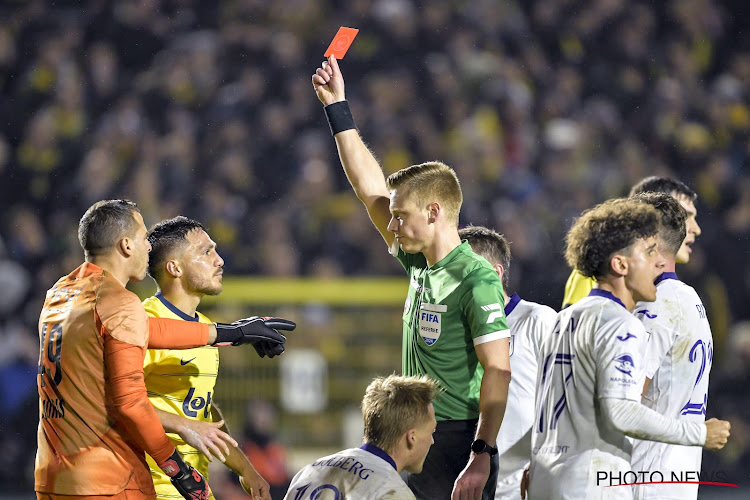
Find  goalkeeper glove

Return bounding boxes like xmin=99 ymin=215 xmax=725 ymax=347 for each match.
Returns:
xmin=158 ymin=449 xmax=211 ymax=500
xmin=212 ymin=316 xmax=296 ymax=358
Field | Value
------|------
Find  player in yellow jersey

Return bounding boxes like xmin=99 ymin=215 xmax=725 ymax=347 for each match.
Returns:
xmin=144 ymin=216 xmax=292 ymax=500
xmin=562 ymin=176 xmax=701 ymax=308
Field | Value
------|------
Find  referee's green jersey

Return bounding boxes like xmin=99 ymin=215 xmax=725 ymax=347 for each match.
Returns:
xmin=396 ymin=241 xmax=510 ymax=421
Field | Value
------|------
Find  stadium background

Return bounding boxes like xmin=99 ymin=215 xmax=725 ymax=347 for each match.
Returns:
xmin=1 ymin=0 xmax=749 ymax=497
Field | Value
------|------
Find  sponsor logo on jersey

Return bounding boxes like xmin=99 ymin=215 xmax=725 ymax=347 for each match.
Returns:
xmin=613 ymin=353 xmax=635 ymax=377
xmin=180 ymin=357 xmax=197 ymax=365
xmin=404 ymin=294 xmax=411 ymax=314
xmin=616 ymin=333 xmax=636 ymax=342
xmin=183 ymin=388 xmax=213 ymax=418
xmin=481 ymin=303 xmax=504 ymax=324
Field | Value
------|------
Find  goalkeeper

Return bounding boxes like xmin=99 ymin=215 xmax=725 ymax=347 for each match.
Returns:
xmin=143 ymin=216 xmax=295 ymax=500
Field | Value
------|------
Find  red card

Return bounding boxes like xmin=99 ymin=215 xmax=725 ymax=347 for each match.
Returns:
xmin=324 ymin=27 xmax=359 ymax=59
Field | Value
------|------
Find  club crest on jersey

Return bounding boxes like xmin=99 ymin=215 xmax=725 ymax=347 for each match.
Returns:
xmin=613 ymin=354 xmax=635 ymax=377
xmin=419 ymin=303 xmax=446 ymax=346
xmin=404 ymin=294 xmax=412 ymax=314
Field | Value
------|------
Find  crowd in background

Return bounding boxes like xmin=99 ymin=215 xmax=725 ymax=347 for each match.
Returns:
xmin=2 ymin=0 xmax=750 ymax=494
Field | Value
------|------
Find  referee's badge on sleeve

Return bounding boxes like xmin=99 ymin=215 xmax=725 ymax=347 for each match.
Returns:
xmin=419 ymin=303 xmax=446 ymax=346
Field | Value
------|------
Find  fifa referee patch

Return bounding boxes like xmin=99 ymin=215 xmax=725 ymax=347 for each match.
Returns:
xmin=419 ymin=303 xmax=446 ymax=346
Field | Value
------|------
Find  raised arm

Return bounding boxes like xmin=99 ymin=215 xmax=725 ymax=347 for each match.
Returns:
xmin=312 ymin=55 xmax=394 ymax=248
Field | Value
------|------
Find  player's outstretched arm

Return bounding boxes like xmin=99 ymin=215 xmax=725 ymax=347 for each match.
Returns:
xmin=148 ymin=317 xmax=215 ymax=348
xmin=312 ymin=55 xmax=394 ymax=248
xmin=213 ymin=316 xmax=295 ymax=358
xmin=211 ymin=405 xmax=272 ymax=500
xmin=601 ymin=397 xmax=730 ymax=449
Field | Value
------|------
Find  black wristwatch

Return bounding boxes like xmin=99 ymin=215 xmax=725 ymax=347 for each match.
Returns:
xmin=471 ymin=439 xmax=498 ymax=456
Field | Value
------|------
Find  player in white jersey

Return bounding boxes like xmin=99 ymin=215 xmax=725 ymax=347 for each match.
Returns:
xmin=458 ymin=226 xmax=557 ymax=500
xmin=629 ymin=192 xmax=716 ymax=499
xmin=285 ymin=374 xmax=439 ymax=500
xmin=525 ymin=199 xmax=730 ymax=500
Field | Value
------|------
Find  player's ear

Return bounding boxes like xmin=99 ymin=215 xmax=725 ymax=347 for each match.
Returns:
xmin=405 ymin=428 xmax=417 ymax=450
xmin=609 ymin=254 xmax=628 ymax=277
xmin=119 ymin=237 xmax=133 ymax=257
xmin=493 ymin=263 xmax=505 ymax=282
xmin=427 ymin=202 xmax=440 ymax=223
xmin=166 ymin=259 xmax=182 ymax=278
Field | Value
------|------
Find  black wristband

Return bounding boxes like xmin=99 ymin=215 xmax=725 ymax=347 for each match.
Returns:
xmin=324 ymin=101 xmax=356 ymax=135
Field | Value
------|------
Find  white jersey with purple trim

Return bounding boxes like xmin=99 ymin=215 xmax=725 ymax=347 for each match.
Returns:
xmin=495 ymin=294 xmax=557 ymax=500
xmin=528 ymin=290 xmax=648 ymax=500
xmin=631 ymin=272 xmax=713 ymax=500
xmin=284 ymin=445 xmax=415 ymax=500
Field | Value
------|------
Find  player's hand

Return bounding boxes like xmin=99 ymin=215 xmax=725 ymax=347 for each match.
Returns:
xmin=158 ymin=449 xmax=211 ymax=500
xmin=239 ymin=467 xmax=272 ymax=500
xmin=252 ymin=317 xmax=295 ymax=358
xmin=213 ymin=317 xmax=295 ymax=358
xmin=451 ymin=452 xmax=490 ymax=500
xmin=704 ymin=418 xmax=731 ymax=450
xmin=253 ymin=339 xmax=286 ymax=358
xmin=520 ymin=466 xmax=530 ymax=499
xmin=312 ymin=55 xmax=345 ymax=106
xmin=177 ymin=419 xmax=237 ymax=462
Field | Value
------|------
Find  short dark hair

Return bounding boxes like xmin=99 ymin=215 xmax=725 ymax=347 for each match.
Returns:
xmin=565 ymin=198 xmax=660 ymax=279
xmin=459 ymin=225 xmax=511 ymax=291
xmin=148 ymin=216 xmax=206 ymax=280
xmin=629 ymin=176 xmax=697 ymax=201
xmin=631 ymin=192 xmax=687 ymax=257
xmin=78 ymin=199 xmax=140 ymax=259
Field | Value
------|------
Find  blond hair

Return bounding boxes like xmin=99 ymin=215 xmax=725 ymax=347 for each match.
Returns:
xmin=361 ymin=374 xmax=440 ymax=452
xmin=386 ymin=162 xmax=463 ymax=225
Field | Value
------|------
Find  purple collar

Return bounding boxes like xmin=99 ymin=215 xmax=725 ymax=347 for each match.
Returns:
xmin=588 ymin=288 xmax=626 ymax=309
xmin=360 ymin=443 xmax=397 ymax=470
xmin=654 ymin=272 xmax=678 ymax=285
xmin=156 ymin=292 xmax=199 ymax=322
xmin=505 ymin=293 xmax=521 ymax=317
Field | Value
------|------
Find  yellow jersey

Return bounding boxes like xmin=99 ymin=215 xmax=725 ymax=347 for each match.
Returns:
xmin=562 ymin=269 xmax=596 ymax=309
xmin=143 ymin=293 xmax=219 ymax=500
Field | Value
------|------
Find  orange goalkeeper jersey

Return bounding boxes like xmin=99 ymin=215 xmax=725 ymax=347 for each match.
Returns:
xmin=35 ymin=263 xmax=209 ymax=495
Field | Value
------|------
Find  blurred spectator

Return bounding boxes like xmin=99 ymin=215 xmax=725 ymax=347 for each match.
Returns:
xmin=241 ymin=400 xmax=291 ymax=500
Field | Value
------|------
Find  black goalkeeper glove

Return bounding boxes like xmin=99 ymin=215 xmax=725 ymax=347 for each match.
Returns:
xmin=158 ymin=448 xmax=211 ymax=500
xmin=212 ymin=316 xmax=296 ymax=358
